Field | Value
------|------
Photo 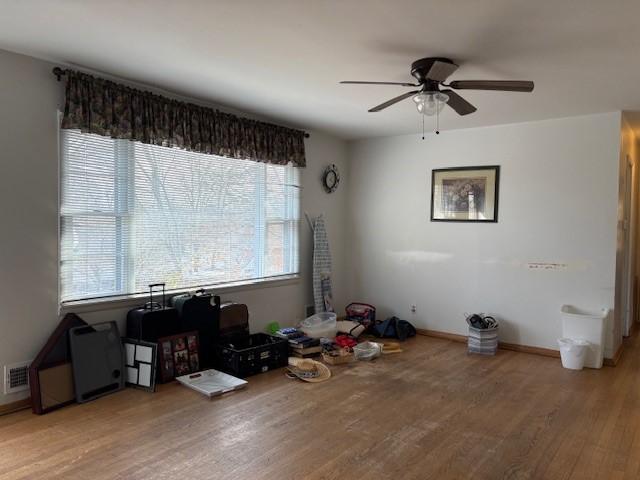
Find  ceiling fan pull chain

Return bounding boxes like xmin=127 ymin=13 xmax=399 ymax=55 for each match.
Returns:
xmin=436 ymin=102 xmax=440 ymax=135
xmin=422 ymin=112 xmax=425 ymax=140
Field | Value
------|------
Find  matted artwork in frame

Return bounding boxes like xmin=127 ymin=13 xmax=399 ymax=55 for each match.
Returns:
xmin=431 ymin=166 xmax=500 ymax=222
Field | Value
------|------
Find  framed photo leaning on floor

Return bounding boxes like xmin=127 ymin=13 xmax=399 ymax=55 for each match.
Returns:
xmin=157 ymin=331 xmax=200 ymax=383
xmin=431 ymin=165 xmax=500 ymax=222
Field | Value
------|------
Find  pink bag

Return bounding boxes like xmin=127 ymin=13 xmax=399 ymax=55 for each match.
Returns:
xmin=345 ymin=303 xmax=376 ymax=327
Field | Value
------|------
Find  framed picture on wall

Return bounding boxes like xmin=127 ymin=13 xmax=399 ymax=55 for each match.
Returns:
xmin=431 ymin=166 xmax=500 ymax=222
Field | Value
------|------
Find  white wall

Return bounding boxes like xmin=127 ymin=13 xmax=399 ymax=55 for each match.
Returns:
xmin=0 ymin=50 xmax=60 ymax=406
xmin=347 ymin=113 xmax=621 ymax=355
xmin=0 ymin=49 xmax=349 ymax=405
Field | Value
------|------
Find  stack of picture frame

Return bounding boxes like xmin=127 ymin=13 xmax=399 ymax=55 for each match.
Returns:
xmin=29 ymin=314 xmax=205 ymax=415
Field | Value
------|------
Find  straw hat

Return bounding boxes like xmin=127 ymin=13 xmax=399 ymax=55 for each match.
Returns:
xmin=286 ymin=357 xmax=331 ymax=383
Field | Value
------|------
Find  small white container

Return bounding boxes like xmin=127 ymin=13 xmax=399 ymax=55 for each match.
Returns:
xmin=353 ymin=341 xmax=381 ymax=361
xmin=300 ymin=312 xmax=337 ymax=339
xmin=557 ymin=338 xmax=590 ymax=370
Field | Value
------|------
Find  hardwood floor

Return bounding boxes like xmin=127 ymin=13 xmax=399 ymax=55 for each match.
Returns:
xmin=1 ymin=333 xmax=639 ymax=480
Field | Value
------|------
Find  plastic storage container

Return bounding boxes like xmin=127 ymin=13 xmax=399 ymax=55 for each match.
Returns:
xmin=353 ymin=341 xmax=381 ymax=361
xmin=214 ymin=303 xmax=288 ymax=377
xmin=300 ymin=312 xmax=337 ymax=339
xmin=215 ymin=334 xmax=289 ymax=378
xmin=558 ymin=338 xmax=590 ymax=370
xmin=561 ymin=305 xmax=608 ymax=369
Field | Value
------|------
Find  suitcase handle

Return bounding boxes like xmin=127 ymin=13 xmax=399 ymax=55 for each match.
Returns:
xmin=145 ymin=283 xmax=166 ymax=310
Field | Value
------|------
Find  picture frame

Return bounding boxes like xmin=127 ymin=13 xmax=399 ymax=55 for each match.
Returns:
xmin=29 ymin=313 xmax=88 ymax=414
xmin=431 ymin=165 xmax=500 ymax=222
xmin=157 ymin=331 xmax=200 ymax=383
xmin=123 ymin=338 xmax=158 ymax=392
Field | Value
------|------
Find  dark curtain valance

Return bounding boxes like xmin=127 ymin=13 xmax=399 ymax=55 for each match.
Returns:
xmin=60 ymin=70 xmax=306 ymax=167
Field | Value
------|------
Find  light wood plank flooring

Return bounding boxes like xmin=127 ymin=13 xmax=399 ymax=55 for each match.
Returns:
xmin=1 ymin=333 xmax=639 ymax=480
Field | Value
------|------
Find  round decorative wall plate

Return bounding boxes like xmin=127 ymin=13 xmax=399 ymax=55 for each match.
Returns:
xmin=322 ymin=164 xmax=340 ymax=193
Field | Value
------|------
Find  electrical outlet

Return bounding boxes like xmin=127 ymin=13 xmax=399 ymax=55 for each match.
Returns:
xmin=4 ymin=361 xmax=31 ymax=394
xmin=411 ymin=305 xmax=417 ymax=314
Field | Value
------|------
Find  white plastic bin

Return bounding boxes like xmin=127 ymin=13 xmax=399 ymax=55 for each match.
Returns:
xmin=558 ymin=338 xmax=590 ymax=370
xmin=299 ymin=312 xmax=337 ymax=339
xmin=561 ymin=305 xmax=608 ymax=369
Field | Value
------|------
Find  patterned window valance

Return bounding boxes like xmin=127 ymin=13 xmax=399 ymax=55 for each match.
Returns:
xmin=59 ymin=69 xmax=306 ymax=167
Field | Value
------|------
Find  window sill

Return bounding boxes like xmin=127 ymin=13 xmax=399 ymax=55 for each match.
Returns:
xmin=60 ymin=274 xmax=301 ymax=315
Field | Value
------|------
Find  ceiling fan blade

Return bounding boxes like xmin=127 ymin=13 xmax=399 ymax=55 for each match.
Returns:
xmin=440 ymin=89 xmax=477 ymax=116
xmin=426 ymin=60 xmax=459 ymax=82
xmin=449 ymin=80 xmax=534 ymax=92
xmin=340 ymin=80 xmax=420 ymax=87
xmin=368 ymin=90 xmax=420 ymax=112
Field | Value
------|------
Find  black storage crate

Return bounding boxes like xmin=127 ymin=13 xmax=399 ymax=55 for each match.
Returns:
xmin=215 ymin=333 xmax=289 ymax=378
xmin=214 ymin=303 xmax=288 ymax=377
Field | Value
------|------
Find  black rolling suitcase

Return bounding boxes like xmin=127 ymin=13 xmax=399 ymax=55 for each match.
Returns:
xmin=170 ymin=289 xmax=221 ymax=368
xmin=126 ymin=283 xmax=179 ymax=343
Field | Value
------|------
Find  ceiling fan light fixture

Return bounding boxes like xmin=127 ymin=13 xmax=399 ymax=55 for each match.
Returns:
xmin=413 ymin=91 xmax=449 ymax=116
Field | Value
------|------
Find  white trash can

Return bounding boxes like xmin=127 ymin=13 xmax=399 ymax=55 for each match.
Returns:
xmin=561 ymin=305 xmax=608 ymax=369
xmin=557 ymin=338 xmax=590 ymax=370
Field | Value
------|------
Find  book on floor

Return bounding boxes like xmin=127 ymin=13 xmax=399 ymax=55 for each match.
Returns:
xmin=291 ymin=345 xmax=322 ymax=357
xmin=288 ymin=336 xmax=320 ymax=348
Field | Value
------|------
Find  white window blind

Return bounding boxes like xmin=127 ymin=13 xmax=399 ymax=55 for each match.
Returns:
xmin=60 ymin=130 xmax=300 ymax=302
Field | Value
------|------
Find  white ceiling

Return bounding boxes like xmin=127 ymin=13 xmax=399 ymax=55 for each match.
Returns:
xmin=1 ymin=0 xmax=640 ymax=139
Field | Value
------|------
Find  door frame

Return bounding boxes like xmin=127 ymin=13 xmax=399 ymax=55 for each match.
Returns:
xmin=622 ymin=155 xmax=634 ymax=337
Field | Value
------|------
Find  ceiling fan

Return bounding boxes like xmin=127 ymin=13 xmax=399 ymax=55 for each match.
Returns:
xmin=341 ymin=57 xmax=534 ymax=116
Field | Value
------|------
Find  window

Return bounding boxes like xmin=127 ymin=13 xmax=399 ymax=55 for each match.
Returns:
xmin=60 ymin=130 xmax=300 ymax=302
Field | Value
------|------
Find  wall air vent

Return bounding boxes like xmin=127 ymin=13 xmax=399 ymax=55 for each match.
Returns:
xmin=4 ymin=361 xmax=31 ymax=394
